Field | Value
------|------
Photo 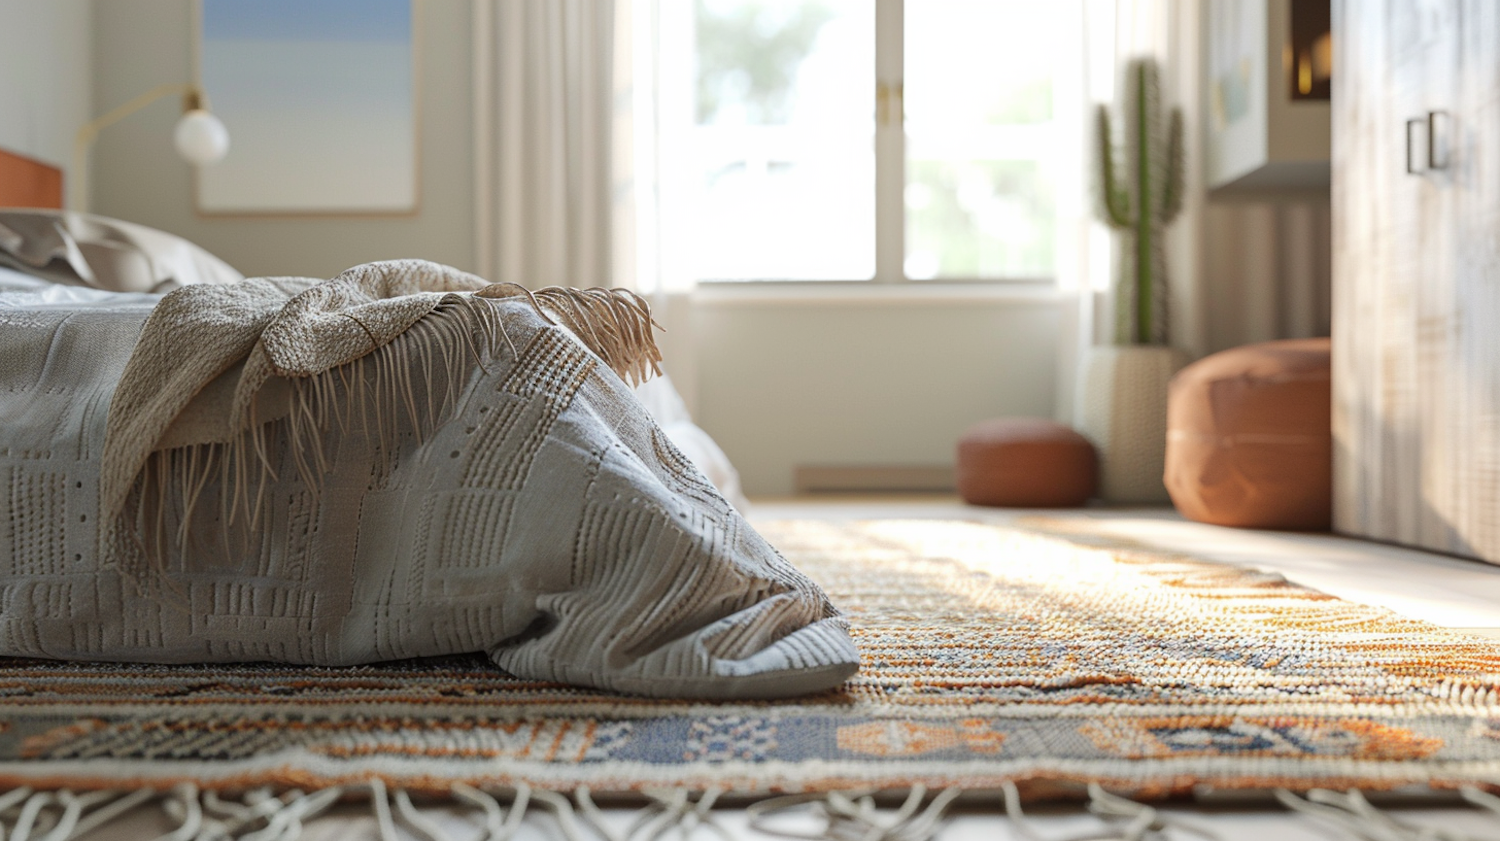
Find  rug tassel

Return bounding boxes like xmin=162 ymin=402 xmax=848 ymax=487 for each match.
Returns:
xmin=1085 ymin=784 xmax=1220 ymax=841
xmin=452 ymin=782 xmax=530 ymax=841
xmin=574 ymin=787 xmax=627 ymax=841
xmin=0 ymin=788 xmax=147 ymax=841
xmin=197 ymin=785 xmax=288 ymax=839
xmin=1461 ymin=785 xmax=1500 ymax=818
xmin=43 ymin=791 xmax=85 ymax=841
xmin=624 ymin=791 xmax=685 ymax=841
xmin=361 ymin=779 xmax=401 ymax=841
xmin=747 ymin=785 xmax=958 ymax=841
xmin=394 ymin=789 xmax=456 ymax=841
xmin=1003 ymin=781 xmax=1222 ymax=841
xmin=638 ymin=788 xmax=729 ymax=841
xmin=4 ymin=782 xmax=1500 ymax=841
xmin=67 ymin=789 xmax=156 ymax=840
xmin=240 ymin=787 xmax=342 ymax=841
xmin=9 ymin=791 xmax=56 ymax=841
xmin=156 ymin=782 xmax=202 ymax=841
xmin=530 ymin=789 xmax=589 ymax=841
xmin=578 ymin=787 xmax=732 ymax=841
xmin=1275 ymin=788 xmax=1472 ymax=841
xmin=1000 ymin=780 xmax=1048 ymax=841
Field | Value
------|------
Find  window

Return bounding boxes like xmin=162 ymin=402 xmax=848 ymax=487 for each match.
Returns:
xmin=648 ymin=0 xmax=1073 ymax=284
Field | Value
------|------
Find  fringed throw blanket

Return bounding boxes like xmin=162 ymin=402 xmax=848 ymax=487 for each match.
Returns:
xmin=0 ymin=260 xmax=857 ymax=699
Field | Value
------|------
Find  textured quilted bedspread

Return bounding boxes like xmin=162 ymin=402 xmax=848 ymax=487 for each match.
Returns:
xmin=0 ymin=260 xmax=857 ymax=699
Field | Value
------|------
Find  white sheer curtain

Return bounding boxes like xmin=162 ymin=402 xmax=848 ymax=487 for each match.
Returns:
xmin=472 ymin=0 xmax=618 ymax=290
xmin=608 ymin=0 xmax=703 ymax=407
xmin=1069 ymin=0 xmax=1204 ymax=353
xmin=613 ymin=0 xmax=702 ymax=299
xmin=609 ymin=0 xmax=664 ymax=296
xmin=470 ymin=0 xmax=705 ymax=412
xmin=1200 ymin=199 xmax=1332 ymax=352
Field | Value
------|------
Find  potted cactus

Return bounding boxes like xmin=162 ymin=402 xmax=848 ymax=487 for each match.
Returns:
xmin=1076 ymin=57 xmax=1190 ymax=503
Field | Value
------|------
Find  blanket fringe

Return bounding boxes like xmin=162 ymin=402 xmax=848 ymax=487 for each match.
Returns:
xmin=116 ymin=286 xmax=663 ymax=596
xmin=2 ymin=782 xmax=1500 ymax=841
xmin=487 ymin=285 xmax=664 ymax=389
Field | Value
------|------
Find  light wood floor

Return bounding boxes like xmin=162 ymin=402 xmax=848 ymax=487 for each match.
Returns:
xmin=748 ymin=496 xmax=1500 ymax=636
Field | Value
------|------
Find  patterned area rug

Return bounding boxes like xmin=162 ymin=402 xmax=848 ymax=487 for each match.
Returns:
xmin=4 ymin=518 xmax=1500 ymax=799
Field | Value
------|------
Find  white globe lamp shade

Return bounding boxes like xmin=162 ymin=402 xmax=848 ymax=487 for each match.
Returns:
xmin=173 ymin=109 xmax=230 ymax=165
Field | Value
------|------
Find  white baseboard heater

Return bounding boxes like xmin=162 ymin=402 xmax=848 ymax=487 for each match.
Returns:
xmin=793 ymin=465 xmax=956 ymax=495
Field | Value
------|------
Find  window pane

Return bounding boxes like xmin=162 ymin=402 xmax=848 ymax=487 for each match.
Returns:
xmin=687 ymin=0 xmax=874 ymax=281
xmin=905 ymin=1 xmax=1060 ymax=280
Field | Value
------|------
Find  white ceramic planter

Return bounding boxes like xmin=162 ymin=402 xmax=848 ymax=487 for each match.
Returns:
xmin=1075 ymin=345 xmax=1189 ymax=503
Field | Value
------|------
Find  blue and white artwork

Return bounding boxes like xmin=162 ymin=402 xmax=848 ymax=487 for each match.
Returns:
xmin=197 ymin=0 xmax=415 ymax=213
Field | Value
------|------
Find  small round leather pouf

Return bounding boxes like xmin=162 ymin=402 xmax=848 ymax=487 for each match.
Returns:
xmin=1165 ymin=337 xmax=1331 ymax=530
xmin=956 ymin=417 xmax=1097 ymax=507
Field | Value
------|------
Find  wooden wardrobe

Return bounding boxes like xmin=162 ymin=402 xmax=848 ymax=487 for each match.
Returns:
xmin=1333 ymin=0 xmax=1500 ymax=561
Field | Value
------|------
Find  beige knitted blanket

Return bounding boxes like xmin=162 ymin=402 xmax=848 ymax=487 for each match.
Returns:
xmin=0 ymin=260 xmax=857 ymax=699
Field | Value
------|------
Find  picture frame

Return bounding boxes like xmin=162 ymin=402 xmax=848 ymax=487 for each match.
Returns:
xmin=1204 ymin=0 xmax=1331 ymax=192
xmin=192 ymin=0 xmax=420 ymax=216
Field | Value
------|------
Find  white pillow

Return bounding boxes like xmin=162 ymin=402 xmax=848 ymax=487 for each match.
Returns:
xmin=634 ymin=373 xmax=751 ymax=512
xmin=0 ymin=209 xmax=242 ymax=293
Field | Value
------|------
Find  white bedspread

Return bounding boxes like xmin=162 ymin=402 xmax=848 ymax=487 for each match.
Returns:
xmin=0 ymin=260 xmax=856 ymax=699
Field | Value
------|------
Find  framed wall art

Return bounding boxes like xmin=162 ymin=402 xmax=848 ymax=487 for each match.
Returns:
xmin=195 ymin=0 xmax=418 ymax=215
xmin=1204 ymin=0 xmax=1330 ymax=192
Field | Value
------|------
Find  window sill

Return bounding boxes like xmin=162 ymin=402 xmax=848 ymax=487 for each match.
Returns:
xmin=691 ymin=280 xmax=1069 ymax=308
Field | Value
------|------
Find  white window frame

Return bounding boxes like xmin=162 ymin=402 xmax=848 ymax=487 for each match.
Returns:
xmin=633 ymin=0 xmax=1083 ymax=291
xmin=873 ymin=0 xmax=905 ymax=284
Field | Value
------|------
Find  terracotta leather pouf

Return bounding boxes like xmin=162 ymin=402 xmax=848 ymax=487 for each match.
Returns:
xmin=957 ymin=417 xmax=1097 ymax=507
xmin=1165 ymin=337 xmax=1331 ymax=530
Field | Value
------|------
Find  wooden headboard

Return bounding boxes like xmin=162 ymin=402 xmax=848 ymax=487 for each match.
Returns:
xmin=0 ymin=148 xmax=63 ymax=209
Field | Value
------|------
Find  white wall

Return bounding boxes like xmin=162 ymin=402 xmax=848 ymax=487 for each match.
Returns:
xmin=0 ymin=0 xmax=92 ymax=171
xmin=692 ymin=289 xmax=1063 ymax=497
xmin=90 ymin=0 xmax=475 ymax=279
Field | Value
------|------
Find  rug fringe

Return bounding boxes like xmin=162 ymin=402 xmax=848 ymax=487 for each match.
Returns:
xmin=580 ymin=788 xmax=732 ymax=841
xmin=748 ymin=785 xmax=959 ymax=841
xmin=0 ymin=782 xmax=1497 ymax=840
xmin=1085 ymin=783 xmax=1221 ymax=841
xmin=1274 ymin=787 xmax=1473 ymax=841
xmin=1001 ymin=781 xmax=1221 ymax=841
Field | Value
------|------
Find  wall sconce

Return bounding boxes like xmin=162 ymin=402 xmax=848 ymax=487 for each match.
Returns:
xmin=71 ymin=83 xmax=230 ymax=212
